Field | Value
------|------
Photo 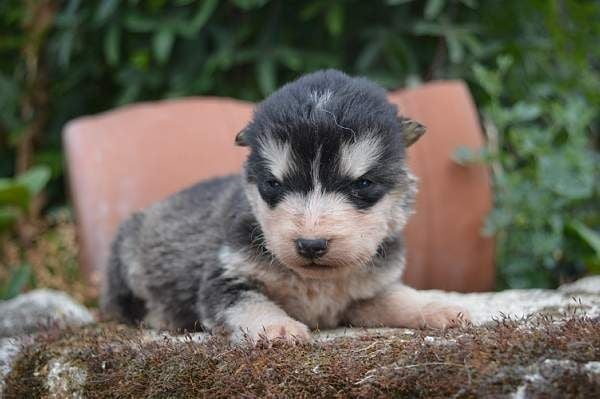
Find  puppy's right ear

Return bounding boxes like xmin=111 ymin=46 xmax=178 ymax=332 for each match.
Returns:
xmin=399 ymin=117 xmax=426 ymax=147
xmin=235 ymin=128 xmax=249 ymax=146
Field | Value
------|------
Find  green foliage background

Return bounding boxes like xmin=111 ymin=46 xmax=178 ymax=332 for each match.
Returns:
xmin=1 ymin=0 xmax=598 ymax=289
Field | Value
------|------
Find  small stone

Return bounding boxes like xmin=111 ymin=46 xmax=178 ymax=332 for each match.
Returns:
xmin=584 ymin=362 xmax=600 ymax=384
xmin=584 ymin=362 xmax=600 ymax=375
xmin=539 ymin=358 xmax=579 ymax=379
xmin=559 ymin=276 xmax=600 ymax=295
xmin=0 ymin=289 xmax=94 ymax=338
xmin=46 ymin=357 xmax=87 ymax=399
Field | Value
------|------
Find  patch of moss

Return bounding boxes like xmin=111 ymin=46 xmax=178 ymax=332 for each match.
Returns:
xmin=4 ymin=316 xmax=600 ymax=398
xmin=3 ymin=341 xmax=50 ymax=398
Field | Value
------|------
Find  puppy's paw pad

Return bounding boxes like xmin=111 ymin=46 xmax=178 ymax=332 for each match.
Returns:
xmin=421 ymin=303 xmax=471 ymax=329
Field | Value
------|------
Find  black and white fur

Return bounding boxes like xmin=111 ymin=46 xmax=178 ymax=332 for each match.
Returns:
xmin=102 ymin=70 xmax=469 ymax=342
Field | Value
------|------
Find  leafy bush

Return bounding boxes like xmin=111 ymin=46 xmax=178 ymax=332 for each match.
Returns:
xmin=457 ymin=56 xmax=599 ymax=287
xmin=0 ymin=166 xmax=51 ymax=232
xmin=0 ymin=166 xmax=50 ymax=299
xmin=0 ymin=0 xmax=598 ymax=289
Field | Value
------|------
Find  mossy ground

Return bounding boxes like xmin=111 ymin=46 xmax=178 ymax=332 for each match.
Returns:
xmin=4 ymin=315 xmax=599 ymax=398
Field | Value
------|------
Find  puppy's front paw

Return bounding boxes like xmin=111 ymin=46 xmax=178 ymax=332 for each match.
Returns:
xmin=235 ymin=318 xmax=311 ymax=344
xmin=419 ymin=302 xmax=471 ymax=329
xmin=260 ymin=319 xmax=311 ymax=343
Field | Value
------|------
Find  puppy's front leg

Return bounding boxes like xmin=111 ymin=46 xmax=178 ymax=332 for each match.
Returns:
xmin=224 ymin=291 xmax=310 ymax=343
xmin=200 ymin=282 xmax=310 ymax=343
xmin=344 ymin=284 xmax=470 ymax=329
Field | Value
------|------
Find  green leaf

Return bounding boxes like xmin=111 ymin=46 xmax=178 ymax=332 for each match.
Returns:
xmin=56 ymin=30 xmax=75 ymax=67
xmin=558 ymin=96 xmax=598 ymax=132
xmin=412 ymin=21 xmax=445 ymax=36
xmin=452 ymin=145 xmax=483 ymax=165
xmin=275 ymin=47 xmax=302 ymax=71
xmin=356 ymin=40 xmax=383 ymax=71
xmin=153 ymin=29 xmax=175 ymax=64
xmin=0 ymin=73 xmax=23 ymax=133
xmin=326 ymin=4 xmax=344 ymax=36
xmin=33 ymin=150 xmax=65 ymax=178
xmin=446 ymin=32 xmax=464 ymax=63
xmin=425 ymin=0 xmax=445 ymax=20
xmin=0 ymin=180 xmax=30 ymax=210
xmin=179 ymin=0 xmax=219 ymax=36
xmin=95 ymin=0 xmax=121 ymax=23
xmin=538 ymin=150 xmax=595 ymax=200
xmin=1 ymin=263 xmax=32 ymax=300
xmin=568 ymin=220 xmax=600 ymax=257
xmin=496 ymin=54 xmax=514 ymax=74
xmin=104 ymin=24 xmax=121 ymax=65
xmin=472 ymin=63 xmax=501 ymax=97
xmin=130 ymin=49 xmax=150 ymax=70
xmin=508 ymin=102 xmax=542 ymax=123
xmin=256 ymin=59 xmax=276 ymax=96
xmin=0 ymin=207 xmax=19 ymax=233
xmin=17 ymin=166 xmax=51 ymax=196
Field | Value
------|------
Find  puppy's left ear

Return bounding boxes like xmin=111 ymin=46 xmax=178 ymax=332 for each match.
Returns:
xmin=235 ymin=128 xmax=249 ymax=147
xmin=399 ymin=117 xmax=426 ymax=147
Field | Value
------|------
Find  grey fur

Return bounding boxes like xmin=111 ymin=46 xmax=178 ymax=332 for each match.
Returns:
xmin=102 ymin=175 xmax=257 ymax=331
xmin=101 ymin=69 xmax=457 ymax=340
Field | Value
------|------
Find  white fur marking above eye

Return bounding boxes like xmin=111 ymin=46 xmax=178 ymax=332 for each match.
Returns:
xmin=311 ymin=146 xmax=323 ymax=191
xmin=339 ymin=132 xmax=383 ymax=179
xmin=258 ymin=136 xmax=295 ymax=181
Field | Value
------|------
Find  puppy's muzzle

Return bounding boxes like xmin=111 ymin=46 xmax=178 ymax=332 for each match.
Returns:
xmin=295 ymin=238 xmax=328 ymax=259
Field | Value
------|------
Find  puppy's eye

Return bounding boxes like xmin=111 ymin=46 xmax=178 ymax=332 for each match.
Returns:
xmin=258 ymin=178 xmax=285 ymax=207
xmin=260 ymin=178 xmax=284 ymax=194
xmin=347 ymin=177 xmax=387 ymax=209
xmin=351 ymin=178 xmax=373 ymax=190
xmin=266 ymin=179 xmax=282 ymax=189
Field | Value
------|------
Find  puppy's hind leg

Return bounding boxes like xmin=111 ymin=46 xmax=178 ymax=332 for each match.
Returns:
xmin=344 ymin=284 xmax=470 ymax=329
xmin=101 ymin=214 xmax=147 ymax=324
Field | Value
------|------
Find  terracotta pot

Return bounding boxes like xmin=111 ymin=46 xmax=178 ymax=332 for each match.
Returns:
xmin=389 ymin=82 xmax=494 ymax=292
xmin=63 ymin=80 xmax=494 ymax=292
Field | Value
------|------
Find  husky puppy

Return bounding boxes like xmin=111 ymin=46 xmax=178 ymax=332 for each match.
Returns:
xmin=102 ymin=69 xmax=469 ymax=342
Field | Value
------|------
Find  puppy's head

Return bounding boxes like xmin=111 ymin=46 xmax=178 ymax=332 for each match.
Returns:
xmin=238 ymin=70 xmax=425 ymax=279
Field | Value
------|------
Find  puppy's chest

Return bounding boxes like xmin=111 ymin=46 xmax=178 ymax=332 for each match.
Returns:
xmin=263 ymin=274 xmax=379 ymax=329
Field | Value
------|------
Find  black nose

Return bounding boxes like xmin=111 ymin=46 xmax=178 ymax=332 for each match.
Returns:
xmin=296 ymin=238 xmax=328 ymax=259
